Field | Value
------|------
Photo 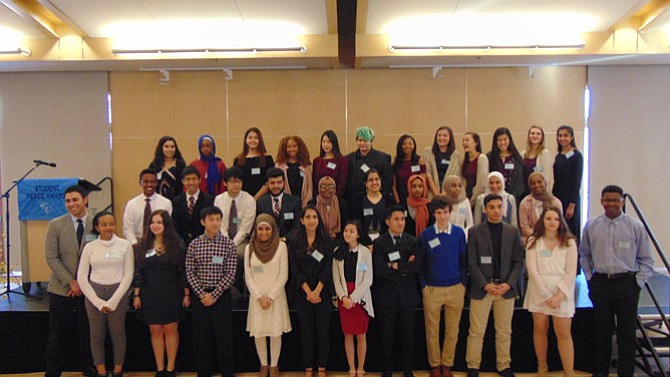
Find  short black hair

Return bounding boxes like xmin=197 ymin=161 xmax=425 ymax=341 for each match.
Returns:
xmin=429 ymin=197 xmax=452 ymax=214
xmin=386 ymin=205 xmax=405 ymax=219
xmin=181 ymin=165 xmax=200 ymax=179
xmin=200 ymin=206 xmax=222 ymax=220
xmin=266 ymin=167 xmax=284 ymax=182
xmin=484 ymin=193 xmax=503 ymax=206
xmin=64 ymin=185 xmax=88 ymax=198
xmin=601 ymin=185 xmax=624 ymax=197
xmin=223 ymin=166 xmax=243 ymax=182
xmin=139 ymin=168 xmax=158 ymax=180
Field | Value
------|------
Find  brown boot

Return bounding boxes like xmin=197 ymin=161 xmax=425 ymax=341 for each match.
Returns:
xmin=537 ymin=361 xmax=548 ymax=377
xmin=259 ymin=366 xmax=270 ymax=377
xmin=270 ymin=366 xmax=280 ymax=377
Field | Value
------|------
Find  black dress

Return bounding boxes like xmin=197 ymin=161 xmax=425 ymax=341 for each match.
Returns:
xmin=135 ymin=247 xmax=187 ymax=325
xmin=233 ymin=155 xmax=275 ymax=198
xmin=552 ymin=149 xmax=583 ymax=241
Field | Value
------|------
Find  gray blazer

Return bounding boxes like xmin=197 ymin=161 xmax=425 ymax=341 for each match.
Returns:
xmin=45 ymin=213 xmax=94 ymax=296
xmin=467 ymin=222 xmax=524 ymax=300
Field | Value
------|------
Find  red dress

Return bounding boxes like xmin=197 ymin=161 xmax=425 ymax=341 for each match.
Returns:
xmin=338 ymin=281 xmax=369 ymax=334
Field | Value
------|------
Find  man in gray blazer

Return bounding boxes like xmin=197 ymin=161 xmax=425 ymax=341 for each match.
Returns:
xmin=465 ymin=194 xmax=524 ymax=377
xmin=44 ymin=185 xmax=96 ymax=377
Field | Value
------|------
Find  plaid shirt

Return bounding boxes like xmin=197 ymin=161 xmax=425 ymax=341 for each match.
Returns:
xmin=186 ymin=231 xmax=237 ymax=300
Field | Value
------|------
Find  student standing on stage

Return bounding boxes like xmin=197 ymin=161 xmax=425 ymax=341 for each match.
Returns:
xmin=234 ymin=127 xmax=275 ymax=200
xmin=256 ymin=167 xmax=302 ymax=238
xmin=172 ymin=166 xmax=214 ymax=247
xmin=404 ymin=174 xmax=431 ymax=237
xmin=580 ymin=185 xmax=654 ymax=377
xmin=372 ymin=205 xmax=422 ymax=377
xmin=215 ymin=166 xmax=257 ymax=256
xmin=419 ymin=198 xmax=467 ymax=377
xmin=275 ymin=135 xmax=313 ymax=208
xmin=189 ymin=134 xmax=227 ymax=196
xmin=44 ymin=185 xmax=96 ymax=377
xmin=149 ymin=136 xmax=187 ymax=201
xmin=123 ymin=168 xmax=172 ymax=246
xmin=423 ymin=126 xmax=461 ymax=198
xmin=392 ymin=134 xmax=426 ymax=204
xmin=487 ymin=128 xmax=524 ymax=203
xmin=552 ymin=125 xmax=583 ymax=241
xmin=460 ymin=132 xmax=488 ymax=203
xmin=521 ymin=126 xmax=553 ymax=197
xmin=443 ymin=175 xmax=473 ymax=234
xmin=185 ymin=206 xmax=237 ymax=377
xmin=313 ymin=130 xmax=349 ymax=198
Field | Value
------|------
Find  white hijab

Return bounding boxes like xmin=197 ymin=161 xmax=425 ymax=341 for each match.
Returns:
xmin=485 ymin=171 xmax=511 ymax=216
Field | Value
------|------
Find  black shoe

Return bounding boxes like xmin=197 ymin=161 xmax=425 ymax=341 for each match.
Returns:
xmin=403 ymin=371 xmax=415 ymax=377
xmin=381 ymin=372 xmax=392 ymax=377
xmin=467 ymin=369 xmax=479 ymax=377
xmin=155 ymin=371 xmax=166 ymax=377
xmin=112 ymin=372 xmax=123 ymax=377
xmin=497 ymin=368 xmax=515 ymax=377
xmin=82 ymin=367 xmax=98 ymax=377
xmin=165 ymin=371 xmax=177 ymax=377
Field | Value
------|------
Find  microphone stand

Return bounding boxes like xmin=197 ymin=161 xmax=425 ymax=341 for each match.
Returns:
xmin=1 ymin=162 xmax=44 ymax=300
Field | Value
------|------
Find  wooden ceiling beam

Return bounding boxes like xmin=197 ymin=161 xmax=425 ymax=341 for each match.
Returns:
xmin=0 ymin=0 xmax=86 ymax=38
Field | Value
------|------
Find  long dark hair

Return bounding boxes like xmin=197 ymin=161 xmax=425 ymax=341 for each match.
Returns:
xmin=527 ymin=205 xmax=575 ymax=249
xmin=461 ymin=132 xmax=482 ymax=177
xmin=319 ymin=130 xmax=343 ymax=157
xmin=291 ymin=205 xmax=329 ymax=255
xmin=431 ymin=126 xmax=455 ymax=156
xmin=236 ymin=127 xmax=269 ymax=167
xmin=333 ymin=220 xmax=364 ymax=260
xmin=149 ymin=136 xmax=186 ymax=171
xmin=137 ymin=209 xmax=185 ymax=266
xmin=489 ymin=127 xmax=522 ymax=171
xmin=393 ymin=134 xmax=420 ymax=173
xmin=556 ymin=125 xmax=577 ymax=152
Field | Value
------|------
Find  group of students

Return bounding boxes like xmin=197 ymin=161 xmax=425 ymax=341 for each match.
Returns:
xmin=43 ymin=123 xmax=655 ymax=377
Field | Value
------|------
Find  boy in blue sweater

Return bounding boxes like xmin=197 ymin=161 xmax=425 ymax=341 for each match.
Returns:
xmin=419 ymin=197 xmax=467 ymax=377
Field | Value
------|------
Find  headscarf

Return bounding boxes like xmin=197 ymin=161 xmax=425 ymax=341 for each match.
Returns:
xmin=528 ymin=171 xmax=554 ymax=219
xmin=248 ymin=214 xmax=280 ymax=264
xmin=316 ymin=176 xmax=341 ymax=236
xmin=198 ymin=134 xmax=222 ymax=195
xmin=443 ymin=175 xmax=466 ymax=205
xmin=406 ymin=174 xmax=430 ymax=237
xmin=485 ymin=171 xmax=511 ymax=216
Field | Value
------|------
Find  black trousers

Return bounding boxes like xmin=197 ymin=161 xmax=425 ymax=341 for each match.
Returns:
xmin=191 ymin=291 xmax=234 ymax=377
xmin=295 ymin=295 xmax=331 ymax=369
xmin=45 ymin=293 xmax=93 ymax=377
xmin=377 ymin=303 xmax=415 ymax=373
xmin=588 ymin=274 xmax=640 ymax=377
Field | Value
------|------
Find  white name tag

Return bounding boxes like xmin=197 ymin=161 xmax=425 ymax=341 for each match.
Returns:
xmin=85 ymin=234 xmax=97 ymax=242
xmin=145 ymin=249 xmax=157 ymax=258
xmin=251 ymin=167 xmax=261 ymax=175
xmin=106 ymin=250 xmax=124 ymax=259
xmin=411 ymin=165 xmax=421 ymax=173
xmin=441 ymin=159 xmax=449 ymax=165
xmin=363 ymin=208 xmax=374 ymax=216
xmin=327 ymin=162 xmax=337 ymax=170
xmin=565 ymin=150 xmax=575 ymax=159
xmin=299 ymin=170 xmax=305 ymax=178
xmin=284 ymin=212 xmax=294 ymax=220
xmin=504 ymin=163 xmax=514 ymax=170
xmin=428 ymin=238 xmax=441 ymax=249
xmin=212 ymin=255 xmax=224 ymax=264
xmin=312 ymin=249 xmax=324 ymax=262
xmin=540 ymin=249 xmax=552 ymax=257
xmin=481 ymin=256 xmax=492 ymax=264
xmin=404 ymin=210 xmax=408 ymax=217
xmin=360 ymin=164 xmax=370 ymax=173
xmin=388 ymin=251 xmax=401 ymax=262
xmin=459 ymin=207 xmax=466 ymax=214
xmin=156 ymin=171 xmax=162 ymax=180
xmin=357 ymin=262 xmax=368 ymax=271
xmin=369 ymin=232 xmax=380 ymax=241
xmin=619 ymin=241 xmax=631 ymax=249
xmin=252 ymin=265 xmax=263 ymax=273
xmin=534 ymin=165 xmax=543 ymax=172
xmin=232 ymin=217 xmax=242 ymax=224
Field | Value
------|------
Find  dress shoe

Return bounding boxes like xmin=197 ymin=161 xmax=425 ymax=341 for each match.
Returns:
xmin=441 ymin=365 xmax=453 ymax=377
xmin=497 ymin=368 xmax=515 ymax=377
xmin=467 ymin=368 xmax=479 ymax=377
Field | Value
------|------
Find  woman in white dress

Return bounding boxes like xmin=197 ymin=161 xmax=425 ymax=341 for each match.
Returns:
xmin=245 ymin=214 xmax=292 ymax=377
xmin=523 ymin=205 xmax=577 ymax=377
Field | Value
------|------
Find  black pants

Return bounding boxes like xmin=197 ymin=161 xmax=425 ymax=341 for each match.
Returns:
xmin=588 ymin=274 xmax=640 ymax=377
xmin=295 ymin=294 xmax=331 ymax=369
xmin=191 ymin=291 xmax=234 ymax=377
xmin=377 ymin=303 xmax=415 ymax=373
xmin=45 ymin=293 xmax=93 ymax=377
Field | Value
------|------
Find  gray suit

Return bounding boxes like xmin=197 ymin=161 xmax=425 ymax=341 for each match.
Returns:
xmin=467 ymin=222 xmax=524 ymax=300
xmin=45 ymin=213 xmax=93 ymax=296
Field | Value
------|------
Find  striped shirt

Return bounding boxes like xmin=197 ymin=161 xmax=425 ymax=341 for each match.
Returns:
xmin=186 ymin=231 xmax=237 ymax=300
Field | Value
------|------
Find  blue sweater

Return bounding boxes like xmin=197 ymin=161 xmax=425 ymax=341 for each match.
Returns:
xmin=419 ymin=224 xmax=467 ymax=287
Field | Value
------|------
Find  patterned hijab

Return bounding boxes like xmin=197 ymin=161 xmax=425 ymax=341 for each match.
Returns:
xmin=248 ymin=214 xmax=280 ymax=264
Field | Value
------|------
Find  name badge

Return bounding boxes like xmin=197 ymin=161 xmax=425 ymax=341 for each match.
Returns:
xmin=363 ymin=208 xmax=374 ymax=216
xmin=504 ymin=163 xmax=514 ymax=170
xmin=252 ymin=265 xmax=263 ymax=273
xmin=441 ymin=159 xmax=449 ymax=165
xmin=284 ymin=212 xmax=294 ymax=220
xmin=388 ymin=251 xmax=401 ymax=262
xmin=357 ymin=262 xmax=368 ymax=271
xmin=565 ymin=150 xmax=575 ymax=159
xmin=251 ymin=167 xmax=261 ymax=175
xmin=232 ymin=217 xmax=242 ymax=224
xmin=85 ymin=234 xmax=97 ymax=242
xmin=459 ymin=207 xmax=466 ymax=214
xmin=327 ymin=162 xmax=337 ymax=170
xmin=428 ymin=238 xmax=441 ymax=249
xmin=619 ymin=241 xmax=631 ymax=249
xmin=369 ymin=232 xmax=380 ymax=241
xmin=299 ymin=170 xmax=305 ymax=178
xmin=156 ymin=171 xmax=162 ymax=180
xmin=312 ymin=249 xmax=324 ymax=262
xmin=540 ymin=249 xmax=552 ymax=257
xmin=481 ymin=256 xmax=492 ymax=264
xmin=212 ymin=255 xmax=224 ymax=264
xmin=411 ymin=165 xmax=421 ymax=173
xmin=360 ymin=164 xmax=370 ymax=173
xmin=106 ymin=250 xmax=124 ymax=259
xmin=404 ymin=210 xmax=408 ymax=217
xmin=534 ymin=165 xmax=543 ymax=172
xmin=145 ymin=249 xmax=157 ymax=258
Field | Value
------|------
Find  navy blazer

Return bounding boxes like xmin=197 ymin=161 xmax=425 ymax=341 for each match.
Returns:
xmin=172 ymin=191 xmax=214 ymax=246
xmin=257 ymin=193 xmax=302 ymax=237
xmin=372 ymin=231 xmax=422 ymax=307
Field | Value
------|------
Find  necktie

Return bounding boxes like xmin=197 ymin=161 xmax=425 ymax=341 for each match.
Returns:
xmin=188 ymin=196 xmax=195 ymax=217
xmin=76 ymin=219 xmax=84 ymax=247
xmin=143 ymin=198 xmax=152 ymax=236
xmin=273 ymin=197 xmax=281 ymax=217
xmin=228 ymin=199 xmax=238 ymax=240
xmin=393 ymin=235 xmax=401 ymax=245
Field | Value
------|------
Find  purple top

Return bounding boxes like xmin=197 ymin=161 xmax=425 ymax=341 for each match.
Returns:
xmin=313 ymin=155 xmax=349 ymax=197
xmin=462 ymin=157 xmax=479 ymax=199
xmin=394 ymin=159 xmax=426 ymax=202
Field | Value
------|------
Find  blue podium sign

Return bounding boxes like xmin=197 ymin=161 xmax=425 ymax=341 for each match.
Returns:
xmin=17 ymin=178 xmax=79 ymax=220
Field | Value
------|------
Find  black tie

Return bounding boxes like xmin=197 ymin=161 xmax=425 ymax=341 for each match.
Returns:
xmin=393 ymin=236 xmax=401 ymax=245
xmin=76 ymin=219 xmax=84 ymax=247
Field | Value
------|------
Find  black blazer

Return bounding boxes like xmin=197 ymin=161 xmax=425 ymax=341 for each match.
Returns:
xmin=257 ymin=193 xmax=302 ymax=237
xmin=172 ymin=191 xmax=214 ymax=246
xmin=467 ymin=222 xmax=524 ymax=300
xmin=345 ymin=148 xmax=393 ymax=215
xmin=371 ymin=231 xmax=422 ymax=308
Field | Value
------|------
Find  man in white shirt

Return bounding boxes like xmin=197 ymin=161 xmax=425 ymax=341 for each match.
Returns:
xmin=214 ymin=166 xmax=256 ymax=256
xmin=123 ymin=168 xmax=172 ymax=245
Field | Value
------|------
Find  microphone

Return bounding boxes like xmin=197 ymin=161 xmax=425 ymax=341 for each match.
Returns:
xmin=34 ymin=159 xmax=57 ymax=167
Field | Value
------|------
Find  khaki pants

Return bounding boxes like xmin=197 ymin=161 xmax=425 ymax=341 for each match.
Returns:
xmin=422 ymin=284 xmax=466 ymax=367
xmin=466 ymin=293 xmax=515 ymax=370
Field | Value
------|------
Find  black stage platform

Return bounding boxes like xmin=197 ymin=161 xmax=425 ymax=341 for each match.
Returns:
xmin=1 ymin=273 xmax=667 ymax=375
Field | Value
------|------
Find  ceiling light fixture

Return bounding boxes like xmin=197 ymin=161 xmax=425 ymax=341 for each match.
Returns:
xmin=389 ymin=43 xmax=585 ymax=52
xmin=113 ymin=46 xmax=306 ymax=55
xmin=0 ymin=48 xmax=31 ymax=56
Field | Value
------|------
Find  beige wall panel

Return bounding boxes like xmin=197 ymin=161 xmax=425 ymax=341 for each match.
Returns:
xmin=345 ymin=68 xmax=467 ymax=155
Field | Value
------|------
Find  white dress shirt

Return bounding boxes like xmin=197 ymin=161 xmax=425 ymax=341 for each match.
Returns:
xmin=214 ymin=190 xmax=257 ymax=245
xmin=122 ymin=193 xmax=172 ymax=244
